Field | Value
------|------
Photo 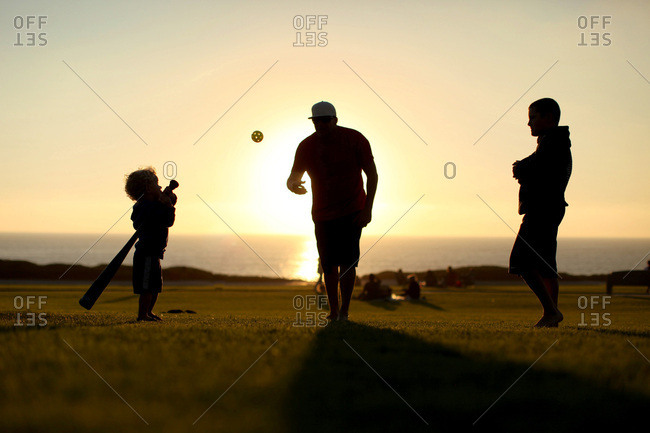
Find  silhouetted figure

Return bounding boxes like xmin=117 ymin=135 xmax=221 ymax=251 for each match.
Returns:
xmin=425 ymin=270 xmax=437 ymax=287
xmin=645 ymin=261 xmax=650 ymax=294
xmin=359 ymin=274 xmax=386 ymax=300
xmin=314 ymin=258 xmax=325 ymax=295
xmin=444 ymin=266 xmax=460 ymax=288
xmin=395 ymin=268 xmax=407 ymax=285
xmin=288 ymin=101 xmax=378 ymax=321
xmin=509 ymin=98 xmax=572 ymax=328
xmin=402 ymin=274 xmax=421 ymax=300
xmin=125 ymin=167 xmax=176 ymax=322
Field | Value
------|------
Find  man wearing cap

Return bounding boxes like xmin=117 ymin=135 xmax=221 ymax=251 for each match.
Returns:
xmin=287 ymin=101 xmax=378 ymax=321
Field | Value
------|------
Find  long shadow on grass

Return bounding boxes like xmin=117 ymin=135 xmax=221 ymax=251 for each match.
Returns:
xmin=284 ymin=322 xmax=650 ymax=433
xmin=587 ymin=327 xmax=650 ymax=339
xmin=409 ymin=298 xmax=444 ymax=311
xmin=361 ymin=299 xmax=399 ymax=311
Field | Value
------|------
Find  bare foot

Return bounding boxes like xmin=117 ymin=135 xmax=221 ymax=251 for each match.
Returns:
xmin=149 ymin=313 xmax=162 ymax=321
xmin=326 ymin=312 xmax=338 ymax=321
xmin=137 ymin=316 xmax=156 ymax=322
xmin=534 ymin=311 xmax=563 ymax=328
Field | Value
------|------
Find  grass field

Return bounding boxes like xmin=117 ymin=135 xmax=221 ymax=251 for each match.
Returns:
xmin=2 ymin=282 xmax=650 ymax=432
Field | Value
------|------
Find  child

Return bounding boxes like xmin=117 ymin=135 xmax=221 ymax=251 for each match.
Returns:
xmin=124 ymin=167 xmax=176 ymax=321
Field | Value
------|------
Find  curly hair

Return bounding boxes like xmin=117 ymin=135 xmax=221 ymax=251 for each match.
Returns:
xmin=125 ymin=167 xmax=158 ymax=201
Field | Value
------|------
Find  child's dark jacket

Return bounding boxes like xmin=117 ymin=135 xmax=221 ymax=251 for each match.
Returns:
xmin=131 ymin=199 xmax=175 ymax=258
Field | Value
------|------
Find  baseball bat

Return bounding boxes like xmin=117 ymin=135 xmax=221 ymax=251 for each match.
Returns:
xmin=78 ymin=180 xmax=179 ymax=310
xmin=78 ymin=231 xmax=138 ymax=310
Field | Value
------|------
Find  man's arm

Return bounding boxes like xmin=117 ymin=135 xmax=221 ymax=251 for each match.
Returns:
xmin=356 ymin=161 xmax=378 ymax=227
xmin=287 ymin=170 xmax=307 ymax=195
xmin=513 ymin=153 xmax=536 ymax=181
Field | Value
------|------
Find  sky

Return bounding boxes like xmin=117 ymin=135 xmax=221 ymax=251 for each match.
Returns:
xmin=1 ymin=0 xmax=649 ymax=238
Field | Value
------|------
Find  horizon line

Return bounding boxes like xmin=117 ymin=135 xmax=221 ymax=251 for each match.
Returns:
xmin=0 ymin=231 xmax=648 ymax=240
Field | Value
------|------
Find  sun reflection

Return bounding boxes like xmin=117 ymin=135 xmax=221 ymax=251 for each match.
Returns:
xmin=291 ymin=238 xmax=319 ymax=281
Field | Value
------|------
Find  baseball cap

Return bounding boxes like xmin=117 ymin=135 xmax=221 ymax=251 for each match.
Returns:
xmin=309 ymin=101 xmax=336 ymax=119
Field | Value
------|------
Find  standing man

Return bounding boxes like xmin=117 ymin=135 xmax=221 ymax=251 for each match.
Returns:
xmin=288 ymin=101 xmax=378 ymax=321
xmin=509 ymin=98 xmax=572 ymax=328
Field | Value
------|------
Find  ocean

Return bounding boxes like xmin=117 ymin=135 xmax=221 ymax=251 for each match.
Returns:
xmin=0 ymin=233 xmax=648 ymax=281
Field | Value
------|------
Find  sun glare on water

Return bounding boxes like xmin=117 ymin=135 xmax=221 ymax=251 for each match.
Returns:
xmin=289 ymin=237 xmax=319 ymax=281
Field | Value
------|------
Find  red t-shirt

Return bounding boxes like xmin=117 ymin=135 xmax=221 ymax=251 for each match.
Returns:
xmin=291 ymin=126 xmax=374 ymax=222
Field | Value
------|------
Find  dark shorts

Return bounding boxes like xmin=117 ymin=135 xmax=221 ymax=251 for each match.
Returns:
xmin=133 ymin=251 xmax=163 ymax=294
xmin=509 ymin=208 xmax=565 ymax=278
xmin=314 ymin=211 xmax=363 ymax=272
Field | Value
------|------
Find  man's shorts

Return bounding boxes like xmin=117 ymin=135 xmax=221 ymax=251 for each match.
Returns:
xmin=314 ymin=211 xmax=362 ymax=272
xmin=509 ymin=208 xmax=565 ymax=278
xmin=133 ymin=251 xmax=163 ymax=294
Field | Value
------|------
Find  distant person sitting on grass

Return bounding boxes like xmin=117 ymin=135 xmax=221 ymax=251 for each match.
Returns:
xmin=444 ymin=266 xmax=460 ymax=288
xmin=509 ymin=98 xmax=572 ymax=328
xmin=402 ymin=274 xmax=421 ymax=300
xmin=358 ymin=274 xmax=386 ymax=300
xmin=125 ymin=167 xmax=176 ymax=322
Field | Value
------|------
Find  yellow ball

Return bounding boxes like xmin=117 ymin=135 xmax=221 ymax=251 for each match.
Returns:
xmin=251 ymin=130 xmax=264 ymax=143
